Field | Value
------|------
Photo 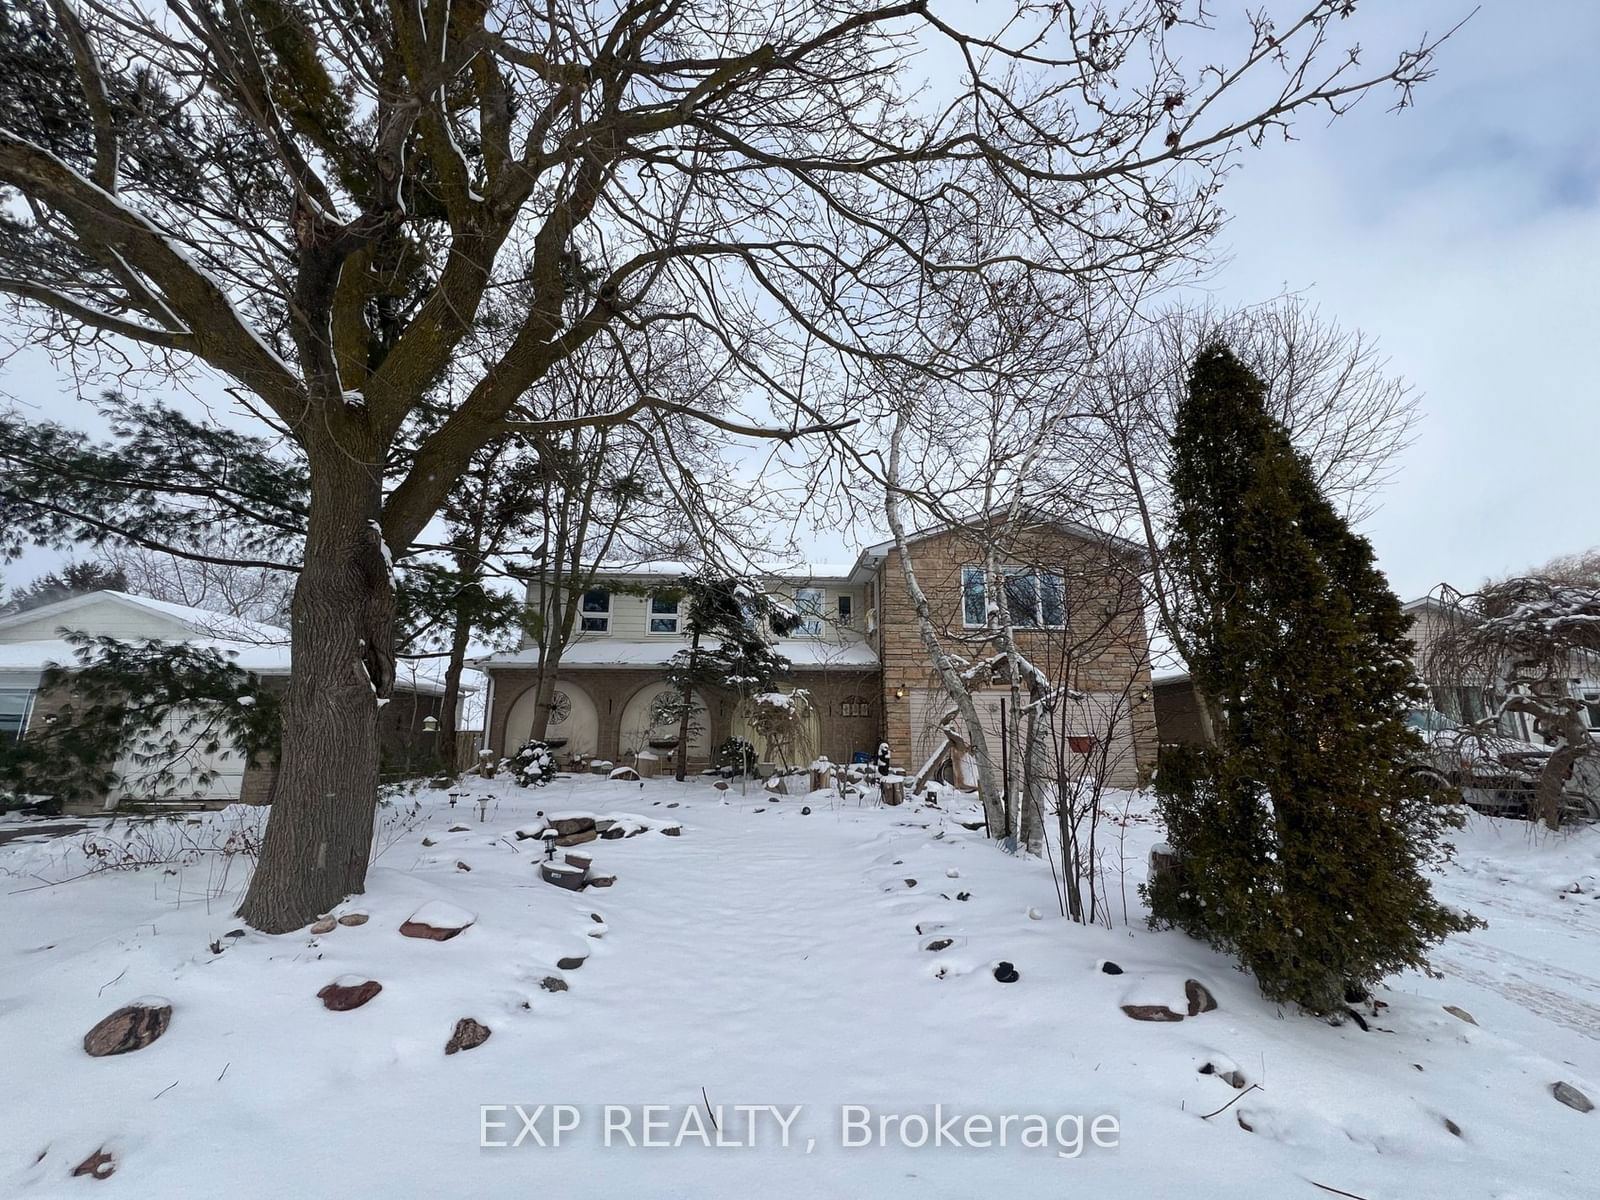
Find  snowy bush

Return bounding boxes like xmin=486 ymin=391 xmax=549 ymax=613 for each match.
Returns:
xmin=719 ymin=736 xmax=756 ymax=775
xmin=507 ymin=739 xmax=558 ymax=787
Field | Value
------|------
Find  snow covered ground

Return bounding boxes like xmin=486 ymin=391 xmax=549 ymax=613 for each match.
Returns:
xmin=0 ymin=776 xmax=1595 ymax=1199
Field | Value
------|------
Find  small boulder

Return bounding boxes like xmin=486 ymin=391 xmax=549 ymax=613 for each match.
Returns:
xmin=84 ymin=1000 xmax=172 ymax=1057
xmin=904 ymin=879 xmax=918 ymax=888
xmin=224 ymin=929 xmax=247 ymax=939
xmin=801 ymin=806 xmax=812 ymax=815
xmin=1552 ymin=1081 xmax=1594 ymax=1113
xmin=540 ymin=976 xmax=569 ymax=993
xmin=993 ymin=962 xmax=1020 ymax=984
xmin=336 ymin=913 xmax=369 ymax=927
xmin=1443 ymin=1005 xmax=1477 ymax=1026
xmin=1122 ymin=1004 xmax=1185 ymax=1022
xmin=72 ymin=1149 xmax=116 ymax=1180
xmin=1185 ymin=979 xmax=1218 ymax=1016
xmin=549 ymin=814 xmax=597 ymax=837
xmin=590 ymin=913 xmax=605 ymax=923
xmin=448 ymin=825 xmax=470 ymax=833
xmin=601 ymin=826 xmax=627 ymax=840
xmin=400 ymin=901 xmax=476 ymax=941
xmin=318 ymin=978 xmax=382 ymax=1011
xmin=955 ymin=891 xmax=971 ymax=901
xmin=421 ymin=837 xmax=437 ymax=847
xmin=557 ymin=954 xmax=587 ymax=970
xmin=456 ymin=861 xmax=472 ymax=872
xmin=660 ymin=825 xmax=681 ymax=837
xmin=587 ymin=874 xmax=617 ymax=888
xmin=555 ymin=829 xmax=599 ymax=847
xmin=445 ymin=1017 xmax=491 ymax=1055
xmin=924 ymin=938 xmax=953 ymax=953
xmin=1099 ymin=961 xmax=1124 ymax=976
xmin=310 ymin=918 xmax=337 ymax=935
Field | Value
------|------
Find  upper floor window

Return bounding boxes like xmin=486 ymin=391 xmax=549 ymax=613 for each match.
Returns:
xmin=579 ymin=589 xmax=611 ymax=633
xmin=962 ymin=567 xmax=1065 ymax=628
xmin=0 ymin=688 xmax=35 ymax=745
xmin=648 ymin=593 xmax=682 ymax=635
xmin=794 ymin=587 xmax=825 ymax=636
xmin=836 ymin=595 xmax=853 ymax=627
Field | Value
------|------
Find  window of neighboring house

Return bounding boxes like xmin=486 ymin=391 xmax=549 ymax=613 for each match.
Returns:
xmin=0 ymin=689 xmax=35 ymax=746
xmin=794 ymin=587 xmax=825 ymax=636
xmin=1583 ymin=690 xmax=1600 ymax=731
xmin=962 ymin=567 xmax=1065 ymax=628
xmin=837 ymin=595 xmax=853 ymax=627
xmin=579 ymin=589 xmax=611 ymax=633
xmin=648 ymin=593 xmax=682 ymax=635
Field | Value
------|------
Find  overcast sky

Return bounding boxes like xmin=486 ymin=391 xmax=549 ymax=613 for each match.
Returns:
xmin=3 ymin=2 xmax=1594 ymax=606
xmin=1188 ymin=0 xmax=1599 ymax=600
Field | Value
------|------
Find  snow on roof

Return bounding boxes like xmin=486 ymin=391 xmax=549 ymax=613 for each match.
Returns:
xmin=481 ymin=636 xmax=879 ymax=671
xmin=0 ymin=593 xmax=455 ymax=694
xmin=586 ymin=561 xmax=865 ymax=582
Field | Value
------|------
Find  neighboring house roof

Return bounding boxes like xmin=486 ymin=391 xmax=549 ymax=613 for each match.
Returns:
xmin=578 ymin=560 xmax=865 ymax=585
xmin=479 ymin=636 xmax=879 ymax=672
xmin=857 ymin=507 xmax=1148 ymax=565
xmin=0 ymin=590 xmax=453 ymax=695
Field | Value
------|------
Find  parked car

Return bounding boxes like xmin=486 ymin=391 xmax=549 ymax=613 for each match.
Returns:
xmin=1406 ymin=708 xmax=1600 ymax=822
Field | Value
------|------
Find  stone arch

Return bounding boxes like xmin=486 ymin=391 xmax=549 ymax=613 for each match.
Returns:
xmin=617 ymin=681 xmax=711 ymax=761
xmin=503 ymin=678 xmax=599 ymax=759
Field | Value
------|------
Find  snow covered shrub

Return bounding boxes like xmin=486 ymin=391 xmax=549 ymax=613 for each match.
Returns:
xmin=1149 ymin=344 xmax=1479 ymax=1016
xmin=507 ymin=739 xmax=558 ymax=787
xmin=719 ymin=736 xmax=756 ymax=775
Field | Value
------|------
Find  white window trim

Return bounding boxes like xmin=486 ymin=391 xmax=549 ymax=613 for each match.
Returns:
xmin=578 ymin=588 xmax=612 ymax=634
xmin=648 ymin=593 xmax=683 ymax=635
xmin=962 ymin=566 xmax=1066 ymax=630
xmin=0 ymin=687 xmax=36 ymax=745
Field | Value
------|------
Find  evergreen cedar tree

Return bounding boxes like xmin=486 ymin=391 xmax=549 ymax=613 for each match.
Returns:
xmin=659 ymin=574 xmax=800 ymax=781
xmin=1148 ymin=343 xmax=1478 ymax=1016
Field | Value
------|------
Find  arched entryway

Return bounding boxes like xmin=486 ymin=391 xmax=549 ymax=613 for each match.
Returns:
xmin=618 ymin=682 xmax=711 ymax=762
xmin=503 ymin=679 xmax=599 ymax=759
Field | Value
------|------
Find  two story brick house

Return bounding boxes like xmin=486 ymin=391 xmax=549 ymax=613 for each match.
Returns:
xmin=478 ymin=514 xmax=1158 ymax=787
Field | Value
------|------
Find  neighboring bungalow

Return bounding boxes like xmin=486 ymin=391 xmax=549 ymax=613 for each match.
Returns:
xmin=0 ymin=590 xmax=452 ymax=813
xmin=477 ymin=514 xmax=1158 ymax=788
xmin=1152 ymin=596 xmax=1600 ymax=749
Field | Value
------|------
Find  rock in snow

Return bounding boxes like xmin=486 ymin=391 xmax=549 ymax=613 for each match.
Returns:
xmin=1551 ymin=1081 xmax=1594 ymax=1113
xmin=83 ymin=998 xmax=172 ymax=1057
xmin=445 ymin=1018 xmax=492 ymax=1055
xmin=399 ymin=901 xmax=476 ymax=940
xmin=318 ymin=978 xmax=383 ymax=1011
xmin=73 ymin=1148 xmax=116 ymax=1179
xmin=336 ymin=912 xmax=369 ymax=927
xmin=1443 ymin=1005 xmax=1477 ymax=1025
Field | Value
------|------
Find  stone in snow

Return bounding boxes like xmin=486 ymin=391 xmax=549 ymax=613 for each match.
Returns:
xmin=993 ymin=962 xmax=1020 ymax=984
xmin=1443 ymin=1005 xmax=1477 ymax=1025
xmin=83 ymin=998 xmax=172 ymax=1057
xmin=1099 ymin=960 xmax=1124 ymax=975
xmin=445 ymin=1018 xmax=492 ymax=1055
xmin=337 ymin=912 xmax=369 ymax=927
xmin=310 ymin=918 xmax=337 ymax=935
xmin=557 ymin=953 xmax=588 ymax=970
xmin=73 ymin=1149 xmax=116 ymax=1179
xmin=1185 ymin=979 xmax=1218 ymax=1015
xmin=540 ymin=976 xmax=569 ymax=993
xmin=1551 ymin=1081 xmax=1594 ymax=1113
xmin=319 ymin=978 xmax=382 ymax=1011
xmin=400 ymin=901 xmax=476 ymax=941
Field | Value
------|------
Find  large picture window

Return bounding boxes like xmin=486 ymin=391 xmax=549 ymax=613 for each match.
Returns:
xmin=0 ymin=689 xmax=35 ymax=745
xmin=962 ymin=567 xmax=1065 ymax=628
xmin=579 ymin=589 xmax=611 ymax=633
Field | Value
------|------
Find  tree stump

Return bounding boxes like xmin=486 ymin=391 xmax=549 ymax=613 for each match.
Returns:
xmin=879 ymin=778 xmax=906 ymax=807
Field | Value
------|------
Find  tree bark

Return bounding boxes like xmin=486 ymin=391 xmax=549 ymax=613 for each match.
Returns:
xmin=238 ymin=454 xmax=394 ymax=933
xmin=436 ymin=605 xmax=473 ymax=770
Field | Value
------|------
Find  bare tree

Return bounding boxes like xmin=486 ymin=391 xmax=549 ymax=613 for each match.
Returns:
xmin=1424 ymin=577 xmax=1600 ymax=828
xmin=101 ymin=539 xmax=294 ymax=627
xmin=0 ymin=0 xmax=1458 ymax=930
xmin=1064 ymin=295 xmax=1419 ymax=736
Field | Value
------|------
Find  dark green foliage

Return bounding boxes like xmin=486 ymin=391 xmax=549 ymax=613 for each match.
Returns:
xmin=507 ymin=739 xmax=558 ymax=788
xmin=718 ymin=736 xmax=756 ymax=774
xmin=1148 ymin=343 xmax=1479 ymax=1015
xmin=0 ymin=633 xmax=280 ymax=807
xmin=3 ymin=562 xmax=128 ymax=613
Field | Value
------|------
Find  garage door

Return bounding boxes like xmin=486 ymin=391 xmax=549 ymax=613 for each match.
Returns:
xmin=108 ymin=708 xmax=247 ymax=809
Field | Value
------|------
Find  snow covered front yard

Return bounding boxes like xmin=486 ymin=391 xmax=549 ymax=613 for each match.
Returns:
xmin=1 ymin=776 xmax=1596 ymax=1199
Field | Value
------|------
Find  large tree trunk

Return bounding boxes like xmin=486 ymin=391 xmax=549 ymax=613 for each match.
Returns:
xmin=238 ymin=458 xmax=394 ymax=933
xmin=436 ymin=604 xmax=473 ymax=770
